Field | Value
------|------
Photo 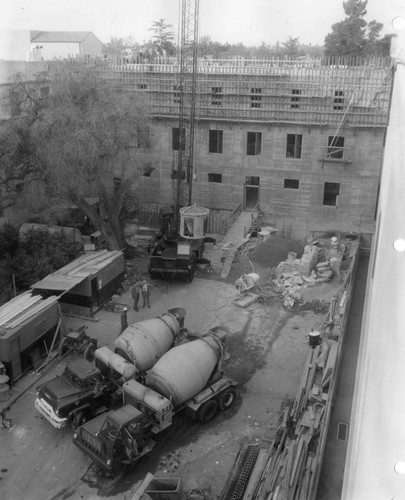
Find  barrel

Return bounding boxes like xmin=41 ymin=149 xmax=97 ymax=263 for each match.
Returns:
xmin=145 ymin=333 xmax=224 ymax=407
xmin=114 ymin=310 xmax=184 ymax=374
xmin=309 ymin=330 xmax=321 ymax=348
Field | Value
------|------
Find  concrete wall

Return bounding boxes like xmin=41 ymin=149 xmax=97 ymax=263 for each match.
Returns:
xmin=135 ymin=119 xmax=384 ymax=238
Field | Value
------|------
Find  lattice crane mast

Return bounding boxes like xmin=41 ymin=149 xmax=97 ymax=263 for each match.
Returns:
xmin=173 ymin=0 xmax=199 ymax=233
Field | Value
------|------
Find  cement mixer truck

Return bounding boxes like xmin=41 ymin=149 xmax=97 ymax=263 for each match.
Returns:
xmin=72 ymin=329 xmax=236 ymax=472
xmin=34 ymin=309 xmax=186 ymax=429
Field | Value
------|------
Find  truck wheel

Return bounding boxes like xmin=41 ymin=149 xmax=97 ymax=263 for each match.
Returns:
xmin=84 ymin=343 xmax=95 ymax=362
xmin=218 ymin=388 xmax=236 ymax=411
xmin=198 ymin=400 xmax=218 ymax=423
xmin=72 ymin=410 xmax=87 ymax=429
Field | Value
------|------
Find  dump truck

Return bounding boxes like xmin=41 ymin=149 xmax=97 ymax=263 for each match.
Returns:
xmin=34 ymin=309 xmax=186 ymax=429
xmin=72 ymin=329 xmax=236 ymax=472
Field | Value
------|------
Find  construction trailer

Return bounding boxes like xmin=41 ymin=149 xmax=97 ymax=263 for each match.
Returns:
xmin=0 ymin=291 xmax=61 ymax=382
xmin=31 ymin=250 xmax=125 ymax=316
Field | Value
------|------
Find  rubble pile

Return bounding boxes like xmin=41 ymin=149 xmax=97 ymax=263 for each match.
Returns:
xmin=273 ymin=238 xmax=344 ymax=309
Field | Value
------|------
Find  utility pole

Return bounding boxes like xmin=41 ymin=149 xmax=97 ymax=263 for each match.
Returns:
xmin=173 ymin=0 xmax=199 ymax=233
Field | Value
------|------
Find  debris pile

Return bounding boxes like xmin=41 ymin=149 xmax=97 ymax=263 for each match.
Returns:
xmin=272 ymin=238 xmax=344 ymax=309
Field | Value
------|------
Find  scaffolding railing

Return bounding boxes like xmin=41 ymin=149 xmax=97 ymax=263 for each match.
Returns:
xmin=93 ymin=56 xmax=392 ymax=128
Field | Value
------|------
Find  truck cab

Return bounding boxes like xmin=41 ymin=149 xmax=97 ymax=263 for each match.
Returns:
xmin=73 ymin=405 xmax=154 ymax=472
xmin=35 ymin=356 xmax=118 ymax=429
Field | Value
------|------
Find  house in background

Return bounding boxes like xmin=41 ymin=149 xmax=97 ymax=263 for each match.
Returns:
xmin=0 ymin=30 xmax=103 ymax=61
xmin=30 ymin=31 xmax=103 ymax=61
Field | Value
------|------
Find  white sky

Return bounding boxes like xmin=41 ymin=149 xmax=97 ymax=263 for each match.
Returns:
xmin=1 ymin=0 xmax=404 ymax=46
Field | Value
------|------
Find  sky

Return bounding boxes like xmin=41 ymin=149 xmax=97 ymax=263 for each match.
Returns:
xmin=1 ymin=0 xmax=404 ymax=47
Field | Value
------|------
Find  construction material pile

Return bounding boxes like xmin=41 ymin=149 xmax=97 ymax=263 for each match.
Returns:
xmin=272 ymin=238 xmax=344 ymax=309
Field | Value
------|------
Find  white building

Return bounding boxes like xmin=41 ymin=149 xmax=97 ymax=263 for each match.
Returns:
xmin=0 ymin=30 xmax=103 ymax=61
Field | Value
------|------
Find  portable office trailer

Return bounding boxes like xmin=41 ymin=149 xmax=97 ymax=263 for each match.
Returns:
xmin=31 ymin=250 xmax=125 ymax=316
xmin=0 ymin=292 xmax=61 ymax=382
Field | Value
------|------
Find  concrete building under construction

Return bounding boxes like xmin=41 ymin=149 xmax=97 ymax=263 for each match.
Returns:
xmin=97 ymin=55 xmax=393 ymax=240
xmin=0 ymin=56 xmax=393 ymax=240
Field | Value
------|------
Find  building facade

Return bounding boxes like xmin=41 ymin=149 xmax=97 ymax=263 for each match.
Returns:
xmin=0 ymin=57 xmax=393 ymax=239
xmin=101 ymin=57 xmax=393 ymax=239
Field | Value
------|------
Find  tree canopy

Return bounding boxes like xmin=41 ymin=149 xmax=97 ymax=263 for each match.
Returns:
xmin=1 ymin=61 xmax=152 ymax=250
xmin=324 ymin=0 xmax=390 ymax=57
xmin=148 ymin=19 xmax=176 ymax=56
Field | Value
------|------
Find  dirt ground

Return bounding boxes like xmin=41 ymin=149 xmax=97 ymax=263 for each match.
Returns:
xmin=0 ymin=242 xmax=340 ymax=500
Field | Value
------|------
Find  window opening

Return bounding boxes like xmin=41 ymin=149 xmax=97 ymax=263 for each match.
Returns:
xmin=209 ymin=130 xmax=223 ymax=153
xmin=173 ymin=85 xmax=181 ymax=104
xmin=334 ymin=90 xmax=344 ymax=110
xmin=211 ymin=87 xmax=222 ymax=106
xmin=172 ymin=127 xmax=185 ymax=150
xmin=291 ymin=89 xmax=301 ymax=109
xmin=251 ymin=88 xmax=262 ymax=108
xmin=137 ymin=83 xmax=147 ymax=90
xmin=284 ymin=179 xmax=299 ymax=189
xmin=245 ymin=176 xmax=260 ymax=186
xmin=323 ymin=182 xmax=340 ymax=206
xmin=286 ymin=134 xmax=302 ymax=158
xmin=327 ymin=136 xmax=345 ymax=159
xmin=208 ymin=173 xmax=222 ymax=183
xmin=247 ymin=132 xmax=262 ymax=155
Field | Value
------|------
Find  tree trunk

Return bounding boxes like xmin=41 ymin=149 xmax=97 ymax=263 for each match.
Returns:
xmin=73 ymin=198 xmax=124 ymax=250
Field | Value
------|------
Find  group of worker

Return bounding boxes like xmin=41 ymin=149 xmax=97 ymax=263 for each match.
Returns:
xmin=131 ymin=280 xmax=152 ymax=311
xmin=119 ymin=279 xmax=153 ymax=333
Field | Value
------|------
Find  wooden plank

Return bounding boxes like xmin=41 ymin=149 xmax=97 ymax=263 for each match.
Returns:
xmin=297 ymin=456 xmax=313 ymax=500
xmin=254 ymin=452 xmax=274 ymax=500
xmin=289 ymin=440 xmax=307 ymax=496
xmin=321 ymin=341 xmax=338 ymax=384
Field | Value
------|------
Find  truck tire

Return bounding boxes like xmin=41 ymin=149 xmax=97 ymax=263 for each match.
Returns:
xmin=71 ymin=410 xmax=88 ymax=430
xmin=218 ymin=388 xmax=236 ymax=411
xmin=198 ymin=399 xmax=218 ymax=423
xmin=84 ymin=343 xmax=96 ymax=362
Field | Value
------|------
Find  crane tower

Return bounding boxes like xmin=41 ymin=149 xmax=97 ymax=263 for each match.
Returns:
xmin=173 ymin=0 xmax=200 ymax=232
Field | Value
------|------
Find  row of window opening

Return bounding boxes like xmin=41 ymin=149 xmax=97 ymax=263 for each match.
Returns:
xmin=139 ymin=83 xmax=346 ymax=110
xmin=206 ymin=175 xmax=340 ymax=206
xmin=173 ymin=128 xmax=345 ymax=159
